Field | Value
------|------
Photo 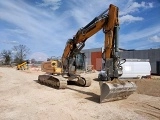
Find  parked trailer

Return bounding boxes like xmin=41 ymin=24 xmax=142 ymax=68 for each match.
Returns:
xmin=120 ymin=59 xmax=151 ymax=79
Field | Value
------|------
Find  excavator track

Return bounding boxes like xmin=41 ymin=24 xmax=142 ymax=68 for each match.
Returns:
xmin=38 ymin=74 xmax=67 ymax=89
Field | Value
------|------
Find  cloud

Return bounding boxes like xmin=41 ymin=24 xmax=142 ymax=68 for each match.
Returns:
xmin=120 ymin=15 xmax=143 ymax=24
xmin=119 ymin=1 xmax=153 ymax=24
xmin=119 ymin=25 xmax=160 ymax=50
xmin=0 ymin=0 xmax=157 ymax=59
xmin=69 ymin=1 xmax=153 ymax=25
xmin=37 ymin=0 xmax=61 ymax=10
xmin=120 ymin=1 xmax=153 ymax=16
xmin=120 ymin=24 xmax=160 ymax=42
xmin=5 ymin=28 xmax=27 ymax=35
xmin=68 ymin=0 xmax=119 ymax=26
xmin=67 ymin=0 xmax=120 ymax=49
xmin=29 ymin=52 xmax=48 ymax=61
xmin=0 ymin=40 xmax=18 ymax=45
xmin=149 ymin=35 xmax=160 ymax=42
xmin=0 ymin=0 xmax=73 ymax=56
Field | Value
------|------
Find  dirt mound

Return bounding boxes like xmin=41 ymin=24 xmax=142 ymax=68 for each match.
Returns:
xmin=134 ymin=79 xmax=160 ymax=97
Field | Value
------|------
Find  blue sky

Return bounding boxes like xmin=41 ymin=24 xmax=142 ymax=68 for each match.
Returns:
xmin=0 ymin=0 xmax=160 ymax=61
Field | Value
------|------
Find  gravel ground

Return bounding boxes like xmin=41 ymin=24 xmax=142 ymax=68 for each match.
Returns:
xmin=0 ymin=67 xmax=160 ymax=120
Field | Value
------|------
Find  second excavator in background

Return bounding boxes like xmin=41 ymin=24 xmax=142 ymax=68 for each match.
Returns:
xmin=17 ymin=61 xmax=28 ymax=70
xmin=38 ymin=4 xmax=137 ymax=103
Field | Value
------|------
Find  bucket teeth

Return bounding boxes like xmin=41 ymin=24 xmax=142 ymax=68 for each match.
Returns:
xmin=99 ymin=81 xmax=137 ymax=103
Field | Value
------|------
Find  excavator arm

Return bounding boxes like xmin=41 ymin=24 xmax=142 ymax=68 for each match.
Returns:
xmin=61 ymin=4 xmax=136 ymax=103
xmin=62 ymin=4 xmax=121 ymax=79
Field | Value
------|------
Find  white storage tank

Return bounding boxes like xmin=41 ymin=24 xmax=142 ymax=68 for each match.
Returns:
xmin=120 ymin=59 xmax=151 ymax=79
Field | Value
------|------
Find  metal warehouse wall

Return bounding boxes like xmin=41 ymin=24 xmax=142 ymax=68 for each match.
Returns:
xmin=81 ymin=48 xmax=102 ymax=70
xmin=82 ymin=47 xmax=160 ymax=74
xmin=119 ymin=49 xmax=160 ymax=75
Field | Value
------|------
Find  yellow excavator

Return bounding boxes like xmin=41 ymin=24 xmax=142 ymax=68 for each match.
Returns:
xmin=17 ymin=61 xmax=28 ymax=70
xmin=38 ymin=4 xmax=137 ymax=103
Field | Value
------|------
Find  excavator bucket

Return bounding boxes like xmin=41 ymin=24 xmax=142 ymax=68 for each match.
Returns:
xmin=99 ymin=81 xmax=137 ymax=103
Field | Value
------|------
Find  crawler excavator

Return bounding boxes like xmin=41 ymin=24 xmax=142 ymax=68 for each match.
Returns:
xmin=17 ymin=61 xmax=28 ymax=70
xmin=38 ymin=4 xmax=137 ymax=103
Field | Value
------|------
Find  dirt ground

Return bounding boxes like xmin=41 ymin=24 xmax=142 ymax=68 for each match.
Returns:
xmin=0 ymin=67 xmax=160 ymax=120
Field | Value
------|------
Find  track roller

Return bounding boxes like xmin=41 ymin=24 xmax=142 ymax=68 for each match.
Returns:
xmin=77 ymin=77 xmax=91 ymax=87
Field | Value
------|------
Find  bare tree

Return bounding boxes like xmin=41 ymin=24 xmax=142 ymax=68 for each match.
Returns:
xmin=12 ymin=45 xmax=30 ymax=64
xmin=0 ymin=50 xmax=12 ymax=65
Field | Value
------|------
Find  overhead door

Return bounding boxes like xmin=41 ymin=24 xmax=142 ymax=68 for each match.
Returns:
xmin=91 ymin=52 xmax=102 ymax=71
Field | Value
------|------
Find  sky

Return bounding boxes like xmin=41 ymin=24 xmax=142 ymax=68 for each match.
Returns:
xmin=0 ymin=0 xmax=160 ymax=61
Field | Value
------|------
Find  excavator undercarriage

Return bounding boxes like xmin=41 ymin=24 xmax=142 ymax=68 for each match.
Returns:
xmin=38 ymin=54 xmax=91 ymax=89
xmin=38 ymin=73 xmax=91 ymax=89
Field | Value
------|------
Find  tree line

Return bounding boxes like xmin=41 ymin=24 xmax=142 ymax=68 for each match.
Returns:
xmin=0 ymin=44 xmax=30 ymax=65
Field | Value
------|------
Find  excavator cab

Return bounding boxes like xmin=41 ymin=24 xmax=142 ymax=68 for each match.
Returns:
xmin=68 ymin=53 xmax=86 ymax=74
xmin=75 ymin=53 xmax=85 ymax=70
